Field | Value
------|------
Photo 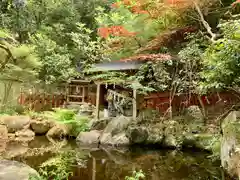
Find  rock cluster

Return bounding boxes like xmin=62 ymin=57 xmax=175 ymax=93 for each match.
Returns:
xmin=0 ymin=103 xmax=96 ymax=146
xmin=0 ymin=160 xmax=39 ymax=180
xmin=221 ymin=111 xmax=240 ymax=179
xmin=77 ymin=115 xmax=131 ymax=147
xmin=76 ymin=106 xmax=220 ymax=152
xmin=0 ymin=116 xmax=35 ymax=143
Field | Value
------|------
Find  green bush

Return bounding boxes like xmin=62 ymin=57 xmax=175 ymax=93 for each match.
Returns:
xmin=125 ymin=170 xmax=145 ymax=180
xmin=29 ymin=150 xmax=88 ymax=180
xmin=26 ymin=108 xmax=90 ymax=137
xmin=29 ymin=151 xmax=75 ymax=180
xmin=49 ymin=108 xmax=90 ymax=136
xmin=0 ymin=104 xmax=25 ymax=115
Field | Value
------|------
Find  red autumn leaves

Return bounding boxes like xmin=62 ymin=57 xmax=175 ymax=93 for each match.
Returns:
xmin=98 ymin=0 xmax=148 ymax=38
xmin=111 ymin=0 xmax=148 ymax=14
xmin=232 ymin=0 xmax=240 ymax=6
xmin=98 ymin=0 xmax=240 ymax=39
xmin=98 ymin=26 xmax=137 ymax=39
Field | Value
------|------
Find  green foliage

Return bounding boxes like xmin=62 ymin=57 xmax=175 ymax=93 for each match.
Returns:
xmin=177 ymin=34 xmax=209 ymax=94
xmin=48 ymin=108 xmax=90 ymax=136
xmin=89 ymin=69 xmax=156 ymax=94
xmin=208 ymin=137 xmax=221 ymax=161
xmin=0 ymin=31 xmax=41 ymax=109
xmin=47 ymin=108 xmax=76 ymax=123
xmin=0 ymin=0 xmax=107 ymax=86
xmin=200 ymin=19 xmax=240 ymax=91
xmin=29 ymin=151 xmax=83 ymax=180
xmin=72 ymin=115 xmax=90 ymax=136
xmin=0 ymin=107 xmax=17 ymax=116
xmin=29 ymin=149 xmax=89 ymax=180
xmin=0 ymin=31 xmax=41 ymax=82
xmin=0 ymin=104 xmax=25 ymax=115
xmin=95 ymin=1 xmax=187 ymax=60
xmin=125 ymin=170 xmax=145 ymax=180
xmin=31 ymin=33 xmax=76 ymax=84
xmin=70 ymin=23 xmax=108 ymax=70
xmin=27 ymin=108 xmax=90 ymax=137
xmin=131 ymin=61 xmax=170 ymax=92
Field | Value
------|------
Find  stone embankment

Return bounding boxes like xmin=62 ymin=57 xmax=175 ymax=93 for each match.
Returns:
xmin=77 ymin=105 xmax=220 ymax=153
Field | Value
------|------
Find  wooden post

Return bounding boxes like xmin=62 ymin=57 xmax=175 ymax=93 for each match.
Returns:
xmin=65 ymin=83 xmax=69 ymax=106
xmin=92 ymin=157 xmax=96 ymax=180
xmin=82 ymin=86 xmax=86 ymax=103
xmin=133 ymin=88 xmax=137 ymax=120
xmin=95 ymin=83 xmax=101 ymax=119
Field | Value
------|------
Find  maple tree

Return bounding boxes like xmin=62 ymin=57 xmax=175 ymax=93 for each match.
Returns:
xmin=232 ymin=0 xmax=240 ymax=6
xmin=96 ymin=0 xmax=194 ymax=60
xmin=98 ymin=26 xmax=137 ymax=39
xmin=93 ymin=0 xmax=240 ymax=95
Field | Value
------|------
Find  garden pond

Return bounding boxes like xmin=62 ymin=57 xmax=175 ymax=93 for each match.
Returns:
xmin=3 ymin=136 xmax=224 ymax=180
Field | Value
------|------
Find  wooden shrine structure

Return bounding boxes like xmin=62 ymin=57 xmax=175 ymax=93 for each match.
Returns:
xmin=65 ymin=79 xmax=92 ymax=105
xmin=85 ymin=61 xmax=142 ymax=120
xmin=94 ymin=82 xmax=137 ymax=120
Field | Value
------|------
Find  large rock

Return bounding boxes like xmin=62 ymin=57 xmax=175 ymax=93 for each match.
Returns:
xmin=146 ymin=125 xmax=164 ymax=145
xmin=7 ymin=133 xmax=15 ymax=141
xmin=111 ymin=132 xmax=129 ymax=146
xmin=99 ymin=133 xmax=112 ymax=145
xmin=163 ymin=120 xmax=185 ymax=148
xmin=76 ymin=130 xmax=101 ymax=145
xmin=15 ymin=129 xmax=35 ymax=138
xmin=221 ymin=111 xmax=240 ymax=179
xmin=126 ymin=126 xmax=148 ymax=144
xmin=183 ymin=133 xmax=220 ymax=152
xmin=0 ymin=125 xmax=8 ymax=140
xmin=185 ymin=105 xmax=204 ymax=124
xmin=91 ymin=118 xmax=112 ymax=131
xmin=98 ymin=115 xmax=131 ymax=146
xmin=31 ymin=120 xmax=54 ymax=135
xmin=0 ymin=116 xmax=30 ymax=133
xmin=100 ymin=132 xmax=129 ymax=146
xmin=163 ymin=135 xmax=181 ymax=148
xmin=46 ymin=124 xmax=70 ymax=139
xmin=3 ymin=143 xmax=29 ymax=158
xmin=0 ymin=125 xmax=7 ymax=153
xmin=103 ymin=115 xmax=132 ymax=136
xmin=0 ymin=160 xmax=39 ymax=180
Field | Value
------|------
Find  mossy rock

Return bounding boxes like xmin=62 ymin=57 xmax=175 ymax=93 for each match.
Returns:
xmin=221 ymin=111 xmax=240 ymax=178
xmin=126 ymin=126 xmax=148 ymax=144
xmin=182 ymin=132 xmax=221 ymax=153
xmin=194 ymin=134 xmax=220 ymax=151
xmin=146 ymin=125 xmax=164 ymax=145
xmin=185 ymin=105 xmax=204 ymax=124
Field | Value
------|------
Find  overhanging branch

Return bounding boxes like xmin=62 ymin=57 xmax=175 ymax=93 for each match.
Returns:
xmin=193 ymin=1 xmax=218 ymax=42
xmin=0 ymin=44 xmax=16 ymax=72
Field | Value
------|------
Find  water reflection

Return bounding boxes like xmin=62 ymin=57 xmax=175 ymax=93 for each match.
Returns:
xmin=71 ymin=147 xmax=222 ymax=180
xmin=6 ymin=138 xmax=222 ymax=180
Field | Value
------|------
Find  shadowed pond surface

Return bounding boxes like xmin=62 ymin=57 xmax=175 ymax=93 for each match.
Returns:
xmin=6 ymin=137 xmax=223 ymax=180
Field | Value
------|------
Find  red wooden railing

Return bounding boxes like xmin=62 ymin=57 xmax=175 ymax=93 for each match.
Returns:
xmin=18 ymin=91 xmax=66 ymax=111
xmin=141 ymin=91 xmax=240 ymax=114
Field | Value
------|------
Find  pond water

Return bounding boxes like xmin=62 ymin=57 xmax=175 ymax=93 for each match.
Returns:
xmin=8 ymin=137 xmax=223 ymax=180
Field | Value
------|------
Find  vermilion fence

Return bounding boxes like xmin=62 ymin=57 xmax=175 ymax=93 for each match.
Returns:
xmin=141 ymin=91 xmax=240 ymax=115
xmin=18 ymin=86 xmax=240 ymax=116
xmin=18 ymin=87 xmax=66 ymax=111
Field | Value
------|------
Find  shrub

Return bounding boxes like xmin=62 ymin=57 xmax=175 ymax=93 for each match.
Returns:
xmin=29 ymin=150 xmax=88 ymax=180
xmin=26 ymin=108 xmax=90 ymax=137
xmin=125 ymin=170 xmax=145 ymax=180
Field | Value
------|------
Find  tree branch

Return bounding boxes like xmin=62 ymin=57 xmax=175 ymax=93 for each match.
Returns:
xmin=0 ymin=44 xmax=16 ymax=72
xmin=193 ymin=1 xmax=218 ymax=42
